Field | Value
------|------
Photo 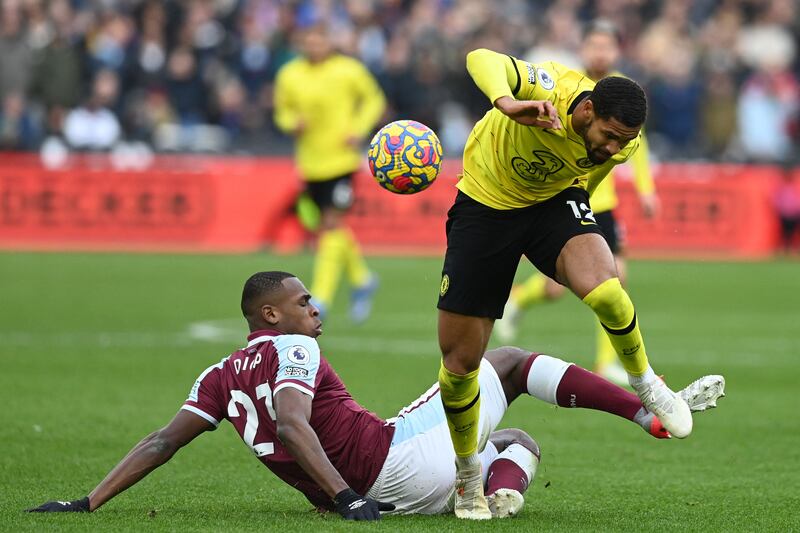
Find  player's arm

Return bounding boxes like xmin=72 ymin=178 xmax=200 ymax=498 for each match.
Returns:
xmin=349 ymin=62 xmax=386 ymax=142
xmin=630 ymin=132 xmax=658 ymax=217
xmin=466 ymin=48 xmax=561 ymax=129
xmin=273 ymin=67 xmax=304 ymax=136
xmin=274 ymin=388 xmax=393 ymax=520
xmin=27 ymin=410 xmax=212 ymax=513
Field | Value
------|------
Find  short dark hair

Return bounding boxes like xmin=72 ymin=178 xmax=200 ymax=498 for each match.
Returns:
xmin=241 ymin=271 xmax=296 ymax=319
xmin=589 ymin=76 xmax=647 ymax=128
xmin=583 ymin=19 xmax=621 ymax=44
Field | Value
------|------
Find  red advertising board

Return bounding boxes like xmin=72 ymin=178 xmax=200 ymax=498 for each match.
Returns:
xmin=0 ymin=154 xmax=788 ymax=258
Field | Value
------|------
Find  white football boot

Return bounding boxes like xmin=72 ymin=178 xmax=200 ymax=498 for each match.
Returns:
xmin=487 ymin=488 xmax=525 ymax=518
xmin=632 ymin=376 xmax=693 ymax=439
xmin=454 ymin=462 xmax=492 ymax=520
xmin=680 ymin=374 xmax=726 ymax=412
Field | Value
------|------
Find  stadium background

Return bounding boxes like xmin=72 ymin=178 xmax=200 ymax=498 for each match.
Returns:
xmin=2 ymin=0 xmax=799 ymax=531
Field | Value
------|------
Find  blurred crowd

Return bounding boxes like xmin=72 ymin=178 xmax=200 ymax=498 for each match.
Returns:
xmin=0 ymin=0 xmax=798 ymax=163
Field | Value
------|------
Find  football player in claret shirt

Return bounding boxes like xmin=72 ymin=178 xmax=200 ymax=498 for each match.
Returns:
xmin=435 ymin=48 xmax=695 ymax=519
xmin=28 ymin=272 xmax=723 ymax=520
xmin=495 ymin=20 xmax=660 ymax=386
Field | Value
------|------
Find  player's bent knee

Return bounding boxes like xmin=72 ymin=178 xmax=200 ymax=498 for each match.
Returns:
xmin=489 ymin=428 xmax=540 ymax=459
xmin=485 ymin=346 xmax=529 ymax=376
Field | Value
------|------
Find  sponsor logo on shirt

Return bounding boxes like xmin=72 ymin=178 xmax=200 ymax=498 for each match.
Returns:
xmin=511 ymin=151 xmax=565 ymax=182
xmin=288 ymin=345 xmax=310 ymax=365
xmin=284 ymin=366 xmax=309 ymax=378
xmin=576 ymin=157 xmax=595 ymax=168
xmin=537 ymin=68 xmax=555 ymax=90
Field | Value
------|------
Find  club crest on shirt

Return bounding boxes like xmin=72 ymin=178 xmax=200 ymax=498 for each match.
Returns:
xmin=288 ymin=345 xmax=310 ymax=365
xmin=537 ymin=68 xmax=555 ymax=90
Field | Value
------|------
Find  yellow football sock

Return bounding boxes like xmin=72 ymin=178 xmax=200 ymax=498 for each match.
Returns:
xmin=594 ymin=320 xmax=618 ymax=371
xmin=438 ymin=361 xmax=481 ymax=457
xmin=310 ymin=228 xmax=349 ymax=306
xmin=582 ymin=278 xmax=649 ymax=376
xmin=512 ymin=273 xmax=548 ymax=309
xmin=341 ymin=228 xmax=370 ymax=287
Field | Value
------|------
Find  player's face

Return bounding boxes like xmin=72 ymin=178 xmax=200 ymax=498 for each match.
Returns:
xmin=581 ymin=32 xmax=620 ymax=77
xmin=302 ymin=29 xmax=333 ymax=63
xmin=276 ymin=278 xmax=323 ymax=338
xmin=582 ymin=115 xmax=640 ymax=165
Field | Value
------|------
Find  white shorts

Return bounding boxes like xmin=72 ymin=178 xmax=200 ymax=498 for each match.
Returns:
xmin=366 ymin=359 xmax=508 ymax=514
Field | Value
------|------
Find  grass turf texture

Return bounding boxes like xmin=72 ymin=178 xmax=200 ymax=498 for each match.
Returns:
xmin=2 ymin=251 xmax=798 ymax=532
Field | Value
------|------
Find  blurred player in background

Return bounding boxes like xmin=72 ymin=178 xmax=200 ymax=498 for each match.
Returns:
xmin=274 ymin=23 xmax=386 ymax=323
xmin=495 ymin=20 xmax=659 ymax=385
xmin=28 ymin=272 xmax=723 ymax=520
xmin=436 ymin=48 xmax=692 ymax=519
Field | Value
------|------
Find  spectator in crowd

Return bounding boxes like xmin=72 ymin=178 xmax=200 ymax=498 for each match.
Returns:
xmin=0 ymin=0 xmax=33 ymax=103
xmin=0 ymin=91 xmax=40 ymax=150
xmin=735 ymin=4 xmax=799 ymax=163
xmin=63 ymin=69 xmax=121 ymax=151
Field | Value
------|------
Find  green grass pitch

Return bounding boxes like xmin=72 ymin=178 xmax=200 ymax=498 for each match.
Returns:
xmin=2 ymin=251 xmax=798 ymax=532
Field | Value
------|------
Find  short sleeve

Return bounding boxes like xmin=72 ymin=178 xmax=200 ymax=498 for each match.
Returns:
xmin=272 ymin=335 xmax=321 ymax=398
xmin=510 ymin=58 xmax=559 ymax=102
xmin=182 ymin=360 xmax=226 ymax=427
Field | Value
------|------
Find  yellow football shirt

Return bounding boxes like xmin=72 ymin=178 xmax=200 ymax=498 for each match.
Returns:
xmin=274 ymin=54 xmax=386 ymax=182
xmin=459 ymin=50 xmax=640 ymax=210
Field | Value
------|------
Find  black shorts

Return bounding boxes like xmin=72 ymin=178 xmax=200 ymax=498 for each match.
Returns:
xmin=306 ymin=174 xmax=354 ymax=210
xmin=438 ymin=188 xmax=605 ymax=319
xmin=595 ymin=210 xmax=624 ymax=254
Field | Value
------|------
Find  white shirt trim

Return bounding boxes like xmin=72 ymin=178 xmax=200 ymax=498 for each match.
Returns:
xmin=246 ymin=335 xmax=276 ymax=348
xmin=274 ymin=381 xmax=315 ymax=398
xmin=181 ymin=405 xmax=220 ymax=427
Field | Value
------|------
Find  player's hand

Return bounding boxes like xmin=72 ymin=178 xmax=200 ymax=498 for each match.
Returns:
xmin=640 ymin=193 xmax=660 ymax=219
xmin=494 ymin=96 xmax=562 ymax=129
xmin=333 ymin=488 xmax=394 ymax=520
xmin=26 ymin=497 xmax=90 ymax=513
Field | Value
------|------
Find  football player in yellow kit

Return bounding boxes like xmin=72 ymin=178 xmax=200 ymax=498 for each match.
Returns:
xmin=495 ymin=20 xmax=659 ymax=386
xmin=436 ymin=47 xmax=692 ymax=519
xmin=274 ymin=24 xmax=385 ymax=323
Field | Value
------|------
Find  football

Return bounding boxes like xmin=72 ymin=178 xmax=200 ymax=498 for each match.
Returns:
xmin=367 ymin=120 xmax=443 ymax=194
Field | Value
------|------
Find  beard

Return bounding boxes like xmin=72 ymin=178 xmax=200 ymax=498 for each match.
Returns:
xmin=584 ymin=141 xmax=611 ymax=164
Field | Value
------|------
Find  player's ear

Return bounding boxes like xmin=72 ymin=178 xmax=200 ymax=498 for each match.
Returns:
xmin=583 ymin=98 xmax=595 ymax=119
xmin=261 ymin=304 xmax=279 ymax=326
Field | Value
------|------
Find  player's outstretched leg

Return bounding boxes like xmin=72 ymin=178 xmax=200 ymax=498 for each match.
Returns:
xmin=484 ymin=429 xmax=540 ymax=519
xmin=557 ymin=233 xmax=692 ymax=438
xmin=582 ymin=277 xmax=692 ymax=438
